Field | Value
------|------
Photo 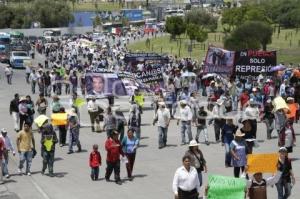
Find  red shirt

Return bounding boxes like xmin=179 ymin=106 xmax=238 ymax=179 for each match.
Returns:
xmin=240 ymin=93 xmax=249 ymax=108
xmin=89 ymin=151 xmax=101 ymax=168
xmin=105 ymin=138 xmax=124 ymax=163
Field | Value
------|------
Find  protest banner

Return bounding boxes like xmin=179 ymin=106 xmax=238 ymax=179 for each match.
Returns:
xmin=85 ymin=68 xmax=127 ymax=98
xmin=234 ymin=50 xmax=276 ymax=77
xmin=204 ymin=47 xmax=235 ymax=75
xmin=208 ymin=174 xmax=246 ymax=199
xmin=135 ymin=67 xmax=163 ymax=84
xmin=247 ymin=153 xmax=278 ymax=173
xmin=51 ymin=113 xmax=68 ymax=126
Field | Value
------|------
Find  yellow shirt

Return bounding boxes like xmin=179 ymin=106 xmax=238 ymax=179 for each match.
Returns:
xmin=17 ymin=130 xmax=34 ymax=152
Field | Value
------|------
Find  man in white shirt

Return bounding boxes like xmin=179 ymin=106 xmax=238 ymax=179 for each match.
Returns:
xmin=4 ymin=66 xmax=13 ymax=85
xmin=29 ymin=70 xmax=38 ymax=94
xmin=172 ymin=155 xmax=200 ymax=199
xmin=177 ymin=100 xmax=193 ymax=145
xmin=153 ymin=102 xmax=170 ymax=149
xmin=87 ymin=97 xmax=100 ymax=132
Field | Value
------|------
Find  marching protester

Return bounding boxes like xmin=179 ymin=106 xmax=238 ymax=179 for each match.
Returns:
xmin=105 ymin=130 xmax=124 ymax=185
xmin=153 ymin=101 xmax=171 ymax=149
xmin=36 ymin=94 xmax=48 ymax=115
xmin=51 ymin=95 xmax=62 ymax=113
xmin=276 ymin=147 xmax=296 ymax=199
xmin=0 ymin=129 xmax=15 ymax=178
xmin=87 ymin=96 xmax=101 ymax=132
xmin=210 ymin=99 xmax=226 ymax=143
xmin=10 ymin=93 xmax=20 ymax=132
xmin=185 ymin=140 xmax=207 ymax=187
xmin=128 ymin=103 xmax=141 ymax=140
xmin=177 ymin=100 xmax=193 ymax=145
xmin=89 ymin=144 xmax=102 ymax=181
xmin=4 ymin=65 xmax=13 ymax=85
xmin=230 ymin=130 xmax=247 ymax=178
xmin=263 ymin=99 xmax=275 ymax=139
xmin=58 ymin=108 xmax=67 ymax=147
xmin=0 ymin=136 xmax=4 ymax=184
xmin=195 ymin=106 xmax=209 ymax=145
xmin=39 ymin=118 xmax=58 ymax=177
xmin=18 ymin=96 xmax=29 ymax=131
xmin=279 ymin=119 xmax=296 ymax=153
xmin=67 ymin=109 xmax=82 ymax=154
xmin=103 ymin=106 xmax=117 ymax=138
xmin=16 ymin=122 xmax=35 ymax=176
xmin=121 ymin=129 xmax=139 ymax=181
xmin=115 ymin=108 xmax=127 ymax=142
xmin=172 ymin=155 xmax=200 ymax=199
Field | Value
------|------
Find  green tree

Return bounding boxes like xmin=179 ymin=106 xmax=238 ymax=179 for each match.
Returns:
xmin=186 ymin=23 xmax=208 ymax=44
xmin=185 ymin=9 xmax=218 ymax=32
xmin=224 ymin=21 xmax=273 ymax=51
xmin=0 ymin=5 xmax=14 ymax=28
xmin=165 ymin=16 xmax=186 ymax=40
xmin=93 ymin=15 xmax=102 ymax=30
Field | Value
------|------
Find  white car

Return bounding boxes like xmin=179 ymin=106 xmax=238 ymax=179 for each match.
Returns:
xmin=10 ymin=51 xmax=31 ymax=69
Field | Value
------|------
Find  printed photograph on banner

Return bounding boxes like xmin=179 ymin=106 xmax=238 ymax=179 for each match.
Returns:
xmin=85 ymin=71 xmax=127 ymax=98
xmin=204 ymin=46 xmax=235 ymax=74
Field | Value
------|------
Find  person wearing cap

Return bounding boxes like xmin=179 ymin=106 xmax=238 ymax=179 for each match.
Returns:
xmin=250 ymin=87 xmax=263 ymax=105
xmin=195 ymin=106 xmax=209 ymax=145
xmin=16 ymin=121 xmax=36 ymax=176
xmin=185 ymin=140 xmax=207 ymax=187
xmin=178 ymin=87 xmax=190 ymax=102
xmin=230 ymin=130 xmax=247 ymax=178
xmin=276 ymin=147 xmax=295 ymax=199
xmin=286 ymin=97 xmax=299 ymax=123
xmin=172 ymin=155 xmax=200 ymax=199
xmin=244 ymin=99 xmax=259 ymax=139
xmin=263 ymin=99 xmax=275 ymax=139
xmin=153 ymin=102 xmax=171 ymax=149
xmin=51 ymin=95 xmax=62 ymax=113
xmin=246 ymin=167 xmax=282 ymax=199
xmin=38 ymin=118 xmax=58 ymax=177
xmin=105 ymin=130 xmax=124 ymax=185
xmin=10 ymin=93 xmax=20 ymax=132
xmin=177 ymin=100 xmax=193 ymax=145
xmin=209 ymin=99 xmax=226 ymax=143
xmin=0 ymin=129 xmax=15 ymax=178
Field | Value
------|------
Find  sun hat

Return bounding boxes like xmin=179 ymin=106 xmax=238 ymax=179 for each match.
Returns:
xmin=180 ymin=100 xmax=188 ymax=105
xmin=215 ymin=99 xmax=224 ymax=106
xmin=1 ymin=128 xmax=7 ymax=133
xmin=235 ymin=130 xmax=245 ymax=137
xmin=287 ymin=97 xmax=294 ymax=101
xmin=279 ymin=147 xmax=288 ymax=153
xmin=19 ymin=96 xmax=27 ymax=102
xmin=158 ymin=101 xmax=166 ymax=106
xmin=189 ymin=140 xmax=200 ymax=147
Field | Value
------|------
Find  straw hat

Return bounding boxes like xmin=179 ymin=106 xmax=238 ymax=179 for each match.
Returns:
xmin=180 ymin=100 xmax=188 ymax=105
xmin=19 ymin=96 xmax=27 ymax=102
xmin=215 ymin=99 xmax=224 ymax=106
xmin=287 ymin=97 xmax=294 ymax=102
xmin=158 ymin=101 xmax=166 ymax=106
xmin=189 ymin=140 xmax=200 ymax=147
xmin=279 ymin=147 xmax=287 ymax=153
xmin=235 ymin=130 xmax=245 ymax=137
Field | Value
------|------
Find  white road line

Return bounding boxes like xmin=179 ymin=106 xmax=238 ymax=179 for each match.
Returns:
xmin=30 ymin=178 xmax=51 ymax=199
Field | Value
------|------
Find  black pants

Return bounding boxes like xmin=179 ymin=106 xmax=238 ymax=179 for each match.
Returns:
xmin=178 ymin=188 xmax=198 ymax=199
xmin=42 ymin=150 xmax=55 ymax=174
xmin=105 ymin=160 xmax=120 ymax=181
xmin=19 ymin=114 xmax=28 ymax=130
xmin=234 ymin=166 xmax=245 ymax=178
xmin=58 ymin=126 xmax=67 ymax=145
xmin=214 ymin=120 xmax=225 ymax=142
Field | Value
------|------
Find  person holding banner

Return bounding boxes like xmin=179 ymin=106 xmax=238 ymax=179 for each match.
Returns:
xmin=172 ymin=155 xmax=200 ymax=199
xmin=230 ymin=130 xmax=247 ymax=178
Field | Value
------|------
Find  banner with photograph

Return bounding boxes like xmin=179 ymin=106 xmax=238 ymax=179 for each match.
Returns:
xmin=204 ymin=47 xmax=235 ymax=75
xmin=234 ymin=50 xmax=277 ymax=77
xmin=85 ymin=68 xmax=127 ymax=98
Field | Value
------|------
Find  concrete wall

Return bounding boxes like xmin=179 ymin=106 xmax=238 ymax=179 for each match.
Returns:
xmin=0 ymin=26 xmax=94 ymax=36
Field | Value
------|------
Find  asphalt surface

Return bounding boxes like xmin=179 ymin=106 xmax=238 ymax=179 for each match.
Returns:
xmin=0 ymin=54 xmax=299 ymax=199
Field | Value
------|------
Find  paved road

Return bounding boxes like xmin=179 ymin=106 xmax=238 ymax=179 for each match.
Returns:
xmin=0 ymin=60 xmax=299 ymax=199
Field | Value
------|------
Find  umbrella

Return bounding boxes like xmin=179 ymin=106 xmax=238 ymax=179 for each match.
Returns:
xmin=270 ymin=65 xmax=286 ymax=72
xmin=202 ymin=73 xmax=218 ymax=79
xmin=34 ymin=115 xmax=49 ymax=127
xmin=181 ymin=71 xmax=196 ymax=77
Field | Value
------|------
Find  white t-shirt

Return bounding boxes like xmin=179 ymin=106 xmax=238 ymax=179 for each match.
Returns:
xmin=156 ymin=108 xmax=171 ymax=128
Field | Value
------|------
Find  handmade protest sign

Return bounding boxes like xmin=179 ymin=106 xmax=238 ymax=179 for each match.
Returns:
xmin=208 ymin=175 xmax=246 ymax=199
xmin=247 ymin=153 xmax=278 ymax=173
xmin=51 ymin=113 xmax=68 ymax=126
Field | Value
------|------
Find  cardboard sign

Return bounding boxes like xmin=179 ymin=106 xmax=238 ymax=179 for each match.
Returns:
xmin=208 ymin=175 xmax=246 ymax=199
xmin=247 ymin=153 xmax=278 ymax=173
xmin=51 ymin=113 xmax=68 ymax=126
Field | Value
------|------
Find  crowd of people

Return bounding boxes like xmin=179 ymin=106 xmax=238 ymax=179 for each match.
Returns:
xmin=0 ymin=30 xmax=299 ymax=199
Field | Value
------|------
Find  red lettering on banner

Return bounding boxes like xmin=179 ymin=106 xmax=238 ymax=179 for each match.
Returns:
xmin=247 ymin=50 xmax=275 ymax=57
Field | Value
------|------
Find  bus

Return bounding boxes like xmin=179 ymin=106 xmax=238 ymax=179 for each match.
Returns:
xmin=43 ymin=29 xmax=61 ymax=41
xmin=164 ymin=8 xmax=185 ymax=20
xmin=9 ymin=31 xmax=24 ymax=41
xmin=0 ymin=32 xmax=10 ymax=45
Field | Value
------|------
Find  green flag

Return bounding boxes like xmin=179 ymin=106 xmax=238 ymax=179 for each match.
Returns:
xmin=208 ymin=175 xmax=246 ymax=199
xmin=74 ymin=98 xmax=86 ymax=108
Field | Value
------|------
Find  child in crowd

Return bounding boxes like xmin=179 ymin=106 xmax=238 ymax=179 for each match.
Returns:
xmin=89 ymin=144 xmax=101 ymax=181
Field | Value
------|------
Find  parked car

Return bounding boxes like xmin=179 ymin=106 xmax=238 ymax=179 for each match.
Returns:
xmin=9 ymin=51 xmax=31 ymax=69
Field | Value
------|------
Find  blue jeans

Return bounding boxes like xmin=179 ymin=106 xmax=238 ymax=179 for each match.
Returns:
xmin=68 ymin=127 xmax=81 ymax=152
xmin=91 ymin=167 xmax=99 ymax=180
xmin=196 ymin=126 xmax=208 ymax=142
xmin=2 ymin=151 xmax=9 ymax=175
xmin=19 ymin=151 xmax=33 ymax=173
xmin=181 ymin=121 xmax=193 ymax=144
xmin=158 ymin=126 xmax=168 ymax=147
xmin=276 ymin=179 xmax=292 ymax=199
xmin=198 ymin=170 xmax=203 ymax=187
xmin=224 ymin=142 xmax=231 ymax=166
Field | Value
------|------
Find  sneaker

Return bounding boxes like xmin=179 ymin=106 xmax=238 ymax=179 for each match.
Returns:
xmin=115 ymin=180 xmax=122 ymax=185
xmin=27 ymin=172 xmax=31 ymax=176
xmin=49 ymin=173 xmax=55 ymax=177
xmin=17 ymin=169 xmax=23 ymax=175
xmin=5 ymin=174 xmax=10 ymax=179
